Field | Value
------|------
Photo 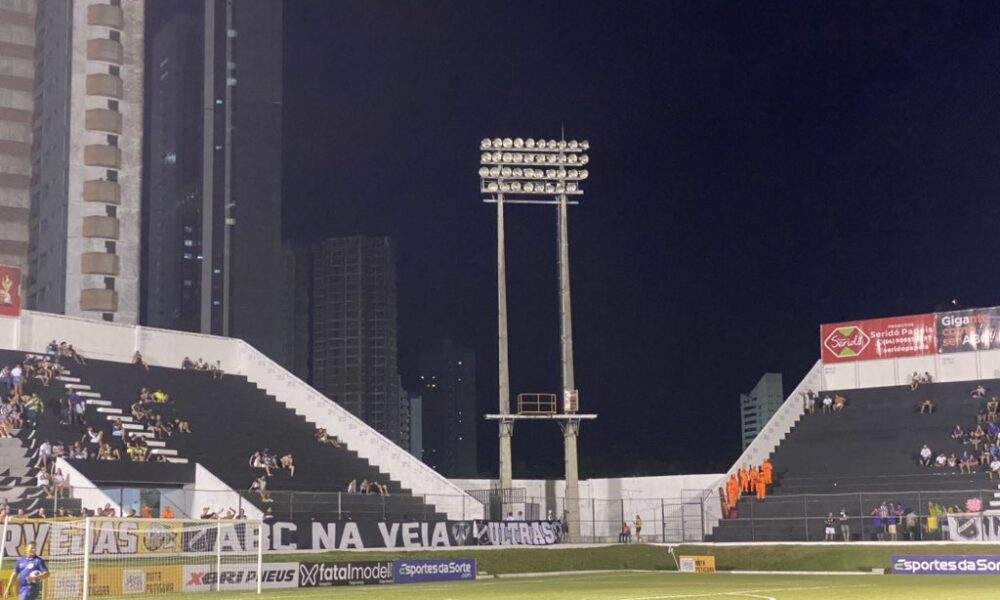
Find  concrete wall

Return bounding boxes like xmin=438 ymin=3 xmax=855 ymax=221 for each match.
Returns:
xmin=823 ymin=350 xmax=1000 ymax=391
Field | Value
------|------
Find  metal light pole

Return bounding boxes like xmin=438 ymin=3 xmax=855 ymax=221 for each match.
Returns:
xmin=479 ymin=136 xmax=592 ymax=539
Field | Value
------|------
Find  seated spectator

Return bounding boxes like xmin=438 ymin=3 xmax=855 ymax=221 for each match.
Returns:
xmin=920 ymin=399 xmax=934 ymax=414
xmin=919 ymin=445 xmax=933 ymax=466
xmin=979 ymin=409 xmax=989 ymax=424
xmin=82 ymin=426 xmax=103 ymax=447
xmin=65 ymin=344 xmax=85 ymax=365
xmin=960 ymin=451 xmax=975 ymax=474
xmin=315 ymin=428 xmax=342 ymax=448
xmin=51 ymin=468 xmax=66 ymax=497
xmin=833 ymin=395 xmax=846 ymax=412
xmin=279 ymin=453 xmax=295 ymax=477
xmin=990 ymin=459 xmax=1000 ymax=480
xmin=38 ymin=440 xmax=52 ymax=468
xmin=359 ymin=479 xmax=371 ymax=494
xmin=979 ymin=447 xmax=991 ymax=467
xmin=822 ymin=394 xmax=833 ymax=413
xmin=947 ymin=453 xmax=958 ymax=469
xmin=181 ymin=356 xmax=194 ymax=370
xmin=347 ymin=479 xmax=357 ymax=493
xmin=923 ymin=372 xmax=933 ymax=384
xmin=111 ymin=419 xmax=124 ymax=439
xmin=973 ymin=385 xmax=988 ymax=399
xmin=174 ymin=419 xmax=192 ymax=433
xmin=619 ymin=522 xmax=631 ymax=543
xmin=211 ymin=361 xmax=225 ymax=380
xmin=132 ymin=351 xmax=150 ymax=371
xmin=36 ymin=469 xmax=52 ymax=499
xmin=162 ymin=506 xmax=175 ymax=519
xmin=910 ymin=372 xmax=921 ymax=391
xmin=989 ymin=397 xmax=999 ymax=415
xmin=152 ymin=389 xmax=168 ymax=404
xmin=972 ymin=425 xmax=986 ymax=450
xmin=935 ymin=452 xmax=948 ymax=467
xmin=952 ymin=425 xmax=965 ymax=441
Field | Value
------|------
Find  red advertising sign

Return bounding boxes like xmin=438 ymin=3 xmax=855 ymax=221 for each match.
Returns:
xmin=820 ymin=313 xmax=936 ymax=363
xmin=0 ymin=265 xmax=22 ymax=317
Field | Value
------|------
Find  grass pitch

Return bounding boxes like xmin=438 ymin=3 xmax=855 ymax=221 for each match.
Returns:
xmin=136 ymin=571 xmax=1000 ymax=599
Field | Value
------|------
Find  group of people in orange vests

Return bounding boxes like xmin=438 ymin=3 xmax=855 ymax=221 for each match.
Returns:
xmin=724 ymin=459 xmax=773 ymax=509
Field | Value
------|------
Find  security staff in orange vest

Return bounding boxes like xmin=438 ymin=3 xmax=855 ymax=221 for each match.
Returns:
xmin=740 ymin=466 xmax=750 ymax=493
xmin=755 ymin=466 xmax=767 ymax=500
xmin=762 ymin=459 xmax=773 ymax=485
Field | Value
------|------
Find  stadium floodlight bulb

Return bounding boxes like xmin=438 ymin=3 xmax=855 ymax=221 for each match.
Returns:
xmin=513 ymin=153 xmax=523 ymax=162
xmin=502 ymin=137 xmax=513 ymax=148
xmin=478 ymin=167 xmax=490 ymax=177
xmin=547 ymin=139 xmax=558 ymax=149
xmin=492 ymin=138 xmax=503 ymax=148
xmin=502 ymin=152 xmax=513 ymax=162
xmin=489 ymin=166 xmax=501 ymax=177
xmin=510 ymin=181 xmax=522 ymax=192
xmin=578 ymin=169 xmax=588 ymax=179
xmin=546 ymin=154 xmax=557 ymax=163
xmin=523 ymin=168 xmax=534 ymax=178
xmin=567 ymin=154 xmax=578 ymax=164
xmin=524 ymin=154 xmax=535 ymax=163
xmin=578 ymin=155 xmax=589 ymax=165
xmin=492 ymin=151 xmax=502 ymax=161
xmin=555 ymin=182 xmax=565 ymax=192
xmin=526 ymin=138 xmax=536 ymax=148
xmin=512 ymin=168 xmax=523 ymax=178
xmin=501 ymin=167 xmax=512 ymax=177
xmin=500 ymin=182 xmax=511 ymax=192
xmin=524 ymin=182 xmax=535 ymax=192
xmin=557 ymin=168 xmax=567 ymax=178
xmin=481 ymin=138 xmax=492 ymax=149
xmin=557 ymin=154 xmax=567 ymax=164
xmin=487 ymin=182 xmax=499 ymax=192
xmin=568 ymin=140 xmax=579 ymax=150
xmin=514 ymin=137 xmax=524 ymax=148
xmin=481 ymin=152 xmax=492 ymax=163
xmin=580 ymin=140 xmax=589 ymax=150
xmin=567 ymin=169 xmax=578 ymax=179
xmin=546 ymin=168 xmax=557 ymax=178
xmin=545 ymin=182 xmax=556 ymax=193
xmin=558 ymin=140 xmax=567 ymax=149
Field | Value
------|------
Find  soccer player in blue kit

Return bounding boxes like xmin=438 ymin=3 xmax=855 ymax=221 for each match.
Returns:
xmin=3 ymin=543 xmax=49 ymax=600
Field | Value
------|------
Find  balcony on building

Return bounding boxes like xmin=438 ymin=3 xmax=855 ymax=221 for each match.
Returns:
xmin=82 ymin=215 xmax=119 ymax=240
xmin=81 ymin=252 xmax=119 ymax=276
xmin=87 ymin=4 xmax=124 ymax=29
xmin=85 ymin=108 xmax=122 ymax=134
xmin=83 ymin=145 xmax=121 ymax=168
xmin=83 ymin=180 xmax=121 ymax=204
xmin=86 ymin=39 xmax=124 ymax=64
xmin=80 ymin=289 xmax=118 ymax=312
xmin=86 ymin=74 xmax=123 ymax=98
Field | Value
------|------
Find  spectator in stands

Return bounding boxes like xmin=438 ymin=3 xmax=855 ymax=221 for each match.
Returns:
xmin=952 ymin=425 xmax=965 ymax=441
xmin=315 ymin=428 xmax=342 ymax=448
xmin=65 ymin=344 xmax=85 ymax=365
xmin=824 ymin=513 xmax=836 ymax=541
xmin=920 ymin=399 xmax=934 ymax=414
xmin=347 ymin=479 xmax=357 ymax=493
xmin=11 ymin=363 xmax=22 ymax=396
xmin=910 ymin=372 xmax=921 ymax=391
xmin=69 ymin=390 xmax=85 ymax=426
xmin=211 ymin=361 xmax=225 ymax=380
xmin=250 ymin=475 xmax=272 ymax=503
xmin=923 ymin=372 xmax=933 ymax=384
xmin=990 ymin=459 xmax=1000 ymax=480
xmin=24 ymin=392 xmax=41 ymax=428
xmin=200 ymin=507 xmax=217 ymax=519
xmin=132 ymin=351 xmax=150 ymax=371
xmin=833 ymin=394 xmax=846 ymax=412
xmin=279 ymin=453 xmax=295 ymax=477
xmin=51 ymin=441 xmax=65 ymax=459
xmin=82 ymin=426 xmax=103 ymax=448
xmin=111 ymin=419 xmax=124 ymax=439
xmin=38 ymin=440 xmax=52 ymax=469
xmin=36 ymin=469 xmax=52 ymax=499
xmin=947 ymin=453 xmax=958 ymax=469
xmin=870 ymin=506 xmax=883 ymax=541
xmin=802 ymin=391 xmax=816 ymax=414
xmin=181 ymin=356 xmax=194 ymax=370
xmin=839 ymin=509 xmax=850 ymax=541
xmin=989 ymin=397 xmax=999 ymax=417
xmin=36 ymin=507 xmax=47 ymax=519
xmin=162 ymin=506 xmax=175 ymax=518
xmin=359 ymin=479 xmax=371 ymax=494
xmin=960 ymin=451 xmax=976 ymax=474
xmin=821 ymin=394 xmax=833 ymax=413
xmin=971 ymin=425 xmax=986 ymax=450
xmin=237 ymin=508 xmax=247 ymax=520
xmin=152 ymin=389 xmax=168 ymax=404
xmin=51 ymin=468 xmax=66 ymax=498
xmin=174 ymin=419 xmax=192 ymax=433
xmin=935 ymin=452 xmax=948 ymax=468
xmin=979 ymin=446 xmax=992 ymax=468
xmin=973 ymin=385 xmax=987 ymax=399
xmin=634 ymin=515 xmax=643 ymax=543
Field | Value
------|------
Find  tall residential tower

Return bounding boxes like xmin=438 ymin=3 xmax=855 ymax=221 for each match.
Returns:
xmin=27 ymin=0 xmax=145 ymax=323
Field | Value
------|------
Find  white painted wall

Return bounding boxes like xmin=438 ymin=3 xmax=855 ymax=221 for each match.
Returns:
xmin=4 ymin=310 xmax=479 ymax=520
xmin=56 ymin=457 xmax=120 ymax=515
xmin=822 ymin=348 xmax=1000 ymax=391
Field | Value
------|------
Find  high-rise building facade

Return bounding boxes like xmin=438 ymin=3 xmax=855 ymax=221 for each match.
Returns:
xmin=312 ymin=237 xmax=403 ymax=445
xmin=419 ymin=339 xmax=477 ymax=477
xmin=143 ymin=0 xmax=288 ymax=365
xmin=27 ymin=0 xmax=144 ymax=323
xmin=0 ymin=0 xmax=35 ymax=276
xmin=740 ymin=372 xmax=784 ymax=449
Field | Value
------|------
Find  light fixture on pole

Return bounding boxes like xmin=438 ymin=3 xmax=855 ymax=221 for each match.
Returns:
xmin=479 ymin=135 xmax=594 ymax=541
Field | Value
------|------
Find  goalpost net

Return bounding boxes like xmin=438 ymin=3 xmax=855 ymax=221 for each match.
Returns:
xmin=0 ymin=517 xmax=264 ymax=599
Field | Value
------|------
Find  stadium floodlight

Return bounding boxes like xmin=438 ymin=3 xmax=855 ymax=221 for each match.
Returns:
xmin=478 ymin=133 xmax=592 ymax=542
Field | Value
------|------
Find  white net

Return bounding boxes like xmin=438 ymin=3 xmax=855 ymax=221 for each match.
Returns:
xmin=1 ymin=518 xmax=263 ymax=599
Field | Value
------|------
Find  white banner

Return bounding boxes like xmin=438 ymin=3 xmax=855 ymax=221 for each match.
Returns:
xmin=181 ymin=563 xmax=298 ymax=592
xmin=947 ymin=512 xmax=1000 ymax=541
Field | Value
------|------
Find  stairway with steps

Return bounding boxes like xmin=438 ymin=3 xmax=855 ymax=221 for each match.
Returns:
xmin=712 ymin=378 xmax=1000 ymax=541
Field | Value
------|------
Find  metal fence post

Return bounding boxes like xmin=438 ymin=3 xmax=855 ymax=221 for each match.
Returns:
xmin=700 ymin=497 xmax=706 ymax=541
xmin=858 ymin=493 xmax=864 ymax=542
xmin=592 ymin=498 xmax=596 ymax=543
xmin=660 ymin=498 xmax=666 ymax=543
xmin=803 ymin=495 xmax=809 ymax=541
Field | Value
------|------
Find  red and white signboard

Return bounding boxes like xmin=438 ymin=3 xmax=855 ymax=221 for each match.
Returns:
xmin=820 ymin=313 xmax=936 ymax=363
xmin=0 ymin=265 xmax=21 ymax=317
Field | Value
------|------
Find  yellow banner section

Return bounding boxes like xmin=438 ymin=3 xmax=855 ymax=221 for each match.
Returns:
xmin=678 ymin=555 xmax=716 ymax=573
xmin=0 ymin=565 xmax=182 ymax=598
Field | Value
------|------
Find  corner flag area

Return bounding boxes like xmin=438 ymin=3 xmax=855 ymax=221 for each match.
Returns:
xmin=127 ymin=572 xmax=1000 ymax=600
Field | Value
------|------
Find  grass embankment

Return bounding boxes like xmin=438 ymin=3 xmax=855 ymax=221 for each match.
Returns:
xmin=270 ymin=543 xmax=1000 ymax=574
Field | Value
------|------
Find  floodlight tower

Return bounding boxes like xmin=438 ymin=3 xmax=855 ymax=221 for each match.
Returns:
xmin=478 ymin=136 xmax=592 ymax=540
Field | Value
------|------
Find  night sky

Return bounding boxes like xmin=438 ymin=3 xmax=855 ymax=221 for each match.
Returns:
xmin=282 ymin=1 xmax=1000 ymax=478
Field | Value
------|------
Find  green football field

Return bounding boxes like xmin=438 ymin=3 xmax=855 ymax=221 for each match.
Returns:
xmin=134 ymin=571 xmax=1000 ymax=599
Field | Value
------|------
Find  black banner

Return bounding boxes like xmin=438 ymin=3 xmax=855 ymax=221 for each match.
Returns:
xmin=267 ymin=520 xmax=563 ymax=551
xmin=937 ymin=308 xmax=1000 ymax=353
